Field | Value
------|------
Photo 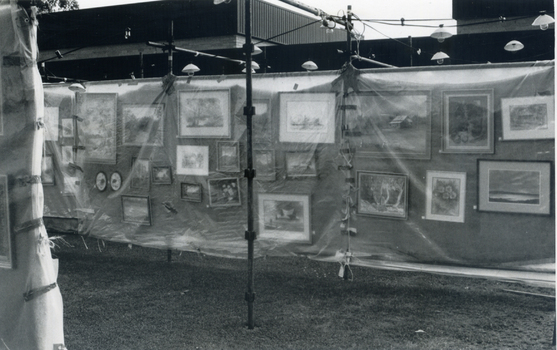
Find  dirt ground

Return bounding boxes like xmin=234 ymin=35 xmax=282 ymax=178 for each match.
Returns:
xmin=52 ymin=235 xmax=555 ymax=350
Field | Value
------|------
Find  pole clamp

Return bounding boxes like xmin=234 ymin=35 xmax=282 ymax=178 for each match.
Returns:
xmin=245 ymin=292 xmax=256 ymax=303
xmin=245 ymin=230 xmax=256 ymax=241
xmin=244 ymin=105 xmax=255 ymax=117
xmin=244 ymin=168 xmax=256 ymax=179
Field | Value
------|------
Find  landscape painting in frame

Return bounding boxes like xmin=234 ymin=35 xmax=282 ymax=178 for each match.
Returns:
xmin=130 ymin=158 xmax=150 ymax=190
xmin=178 ymin=90 xmax=230 ymax=138
xmin=208 ymin=178 xmax=241 ymax=207
xmin=0 ymin=175 xmax=13 ymax=269
xmin=357 ymin=171 xmax=408 ymax=219
xmin=501 ymin=95 xmax=555 ymax=140
xmin=151 ymin=165 xmax=172 ymax=185
xmin=345 ymin=91 xmax=431 ymax=159
xmin=442 ymin=90 xmax=494 ymax=153
xmin=76 ymin=93 xmax=118 ymax=163
xmin=252 ymin=100 xmax=272 ymax=142
xmin=478 ymin=160 xmax=551 ymax=215
xmin=44 ymin=106 xmax=59 ymax=141
xmin=258 ymin=193 xmax=311 ymax=243
xmin=121 ymin=195 xmax=152 ymax=225
xmin=181 ymin=182 xmax=202 ymax=202
xmin=122 ymin=104 xmax=164 ymax=146
xmin=254 ymin=150 xmax=275 ymax=181
xmin=217 ymin=141 xmax=240 ymax=172
xmin=279 ymin=92 xmax=336 ymax=144
xmin=425 ymin=171 xmax=466 ymax=223
xmin=176 ymin=145 xmax=209 ymax=176
xmin=285 ymin=151 xmax=317 ymax=177
xmin=61 ymin=117 xmax=74 ymax=138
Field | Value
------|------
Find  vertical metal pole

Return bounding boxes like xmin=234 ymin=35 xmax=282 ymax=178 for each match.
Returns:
xmin=167 ymin=20 xmax=174 ymax=75
xmin=244 ymin=0 xmax=256 ymax=330
xmin=346 ymin=5 xmax=352 ymax=64
xmin=409 ymin=36 xmax=413 ymax=67
xmin=139 ymin=52 xmax=144 ymax=78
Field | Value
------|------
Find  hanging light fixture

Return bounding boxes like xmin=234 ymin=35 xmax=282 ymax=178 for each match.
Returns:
xmin=431 ymin=51 xmax=449 ymax=65
xmin=181 ymin=63 xmax=200 ymax=76
xmin=430 ymin=24 xmax=452 ymax=43
xmin=68 ymin=82 xmax=86 ymax=92
xmin=504 ymin=40 xmax=524 ymax=52
xmin=213 ymin=0 xmax=231 ymax=4
xmin=532 ymin=11 xmax=555 ymax=30
xmin=301 ymin=60 xmax=318 ymax=71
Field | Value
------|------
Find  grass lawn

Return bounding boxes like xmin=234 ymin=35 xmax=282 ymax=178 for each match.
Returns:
xmin=52 ymin=235 xmax=555 ymax=350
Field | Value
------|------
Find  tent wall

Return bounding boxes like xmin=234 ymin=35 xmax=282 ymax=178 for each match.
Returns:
xmin=43 ymin=61 xmax=554 ymax=284
xmin=0 ymin=1 xmax=65 ymax=349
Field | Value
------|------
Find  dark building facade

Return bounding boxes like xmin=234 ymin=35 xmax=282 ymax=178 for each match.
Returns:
xmin=37 ymin=0 xmax=554 ymax=82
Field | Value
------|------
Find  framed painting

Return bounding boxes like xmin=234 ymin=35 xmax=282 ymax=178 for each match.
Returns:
xmin=357 ymin=171 xmax=408 ymax=220
xmin=477 ymin=160 xmax=551 ymax=215
xmin=279 ymin=92 xmax=336 ymax=144
xmin=41 ymin=155 xmax=55 ymax=186
xmin=122 ymin=104 xmax=164 ymax=146
xmin=181 ymin=182 xmax=203 ymax=202
xmin=501 ymin=96 xmax=555 ymax=140
xmin=208 ymin=177 xmax=241 ymax=207
xmin=76 ymin=93 xmax=118 ymax=163
xmin=0 ymin=175 xmax=13 ymax=269
xmin=44 ymin=106 xmax=59 ymax=141
xmin=176 ymin=145 xmax=209 ymax=176
xmin=61 ymin=145 xmax=73 ymax=166
xmin=217 ymin=141 xmax=240 ymax=172
xmin=252 ymin=100 xmax=272 ymax=142
xmin=121 ymin=195 xmax=152 ymax=225
xmin=442 ymin=90 xmax=494 ymax=153
xmin=178 ymin=90 xmax=230 ymax=138
xmin=130 ymin=158 xmax=150 ymax=190
xmin=254 ymin=150 xmax=276 ymax=181
xmin=285 ymin=151 xmax=317 ymax=177
xmin=258 ymin=193 xmax=311 ymax=244
xmin=95 ymin=171 xmax=107 ymax=192
xmin=61 ymin=117 xmax=74 ymax=138
xmin=151 ymin=165 xmax=172 ymax=185
xmin=345 ymin=91 xmax=431 ymax=159
xmin=425 ymin=171 xmax=466 ymax=223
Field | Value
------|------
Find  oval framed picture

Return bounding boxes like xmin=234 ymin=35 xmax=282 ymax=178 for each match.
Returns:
xmin=96 ymin=171 xmax=107 ymax=192
xmin=110 ymin=171 xmax=122 ymax=191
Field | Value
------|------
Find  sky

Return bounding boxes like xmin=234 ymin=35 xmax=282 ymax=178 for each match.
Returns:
xmin=76 ymin=0 xmax=456 ymax=39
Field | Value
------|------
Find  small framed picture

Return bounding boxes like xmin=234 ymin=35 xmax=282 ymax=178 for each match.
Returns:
xmin=477 ymin=160 xmax=551 ymax=215
xmin=178 ymin=90 xmax=231 ymax=138
xmin=442 ymin=90 xmax=494 ymax=153
xmin=176 ymin=145 xmax=209 ymax=176
xmin=95 ymin=171 xmax=108 ymax=192
xmin=110 ymin=172 xmax=122 ymax=191
xmin=130 ymin=158 xmax=150 ymax=190
xmin=61 ymin=145 xmax=73 ymax=166
xmin=425 ymin=171 xmax=466 ymax=223
xmin=180 ymin=182 xmax=203 ymax=202
xmin=254 ymin=150 xmax=276 ymax=181
xmin=285 ymin=151 xmax=317 ymax=177
xmin=501 ymin=96 xmax=555 ymax=140
xmin=61 ymin=117 xmax=74 ymax=138
xmin=357 ymin=171 xmax=408 ymax=220
xmin=121 ymin=195 xmax=152 ymax=225
xmin=258 ymin=193 xmax=311 ymax=244
xmin=122 ymin=104 xmax=165 ymax=146
xmin=217 ymin=141 xmax=240 ymax=172
xmin=151 ymin=166 xmax=172 ymax=185
xmin=279 ymin=92 xmax=336 ymax=144
xmin=0 ymin=175 xmax=14 ymax=269
xmin=44 ymin=106 xmax=59 ymax=141
xmin=252 ymin=100 xmax=272 ymax=142
xmin=41 ymin=155 xmax=55 ymax=186
xmin=208 ymin=177 xmax=241 ymax=207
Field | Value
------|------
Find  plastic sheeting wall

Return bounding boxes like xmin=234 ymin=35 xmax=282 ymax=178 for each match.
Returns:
xmin=0 ymin=1 xmax=65 ymax=349
xmin=43 ymin=61 xmax=555 ymax=285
